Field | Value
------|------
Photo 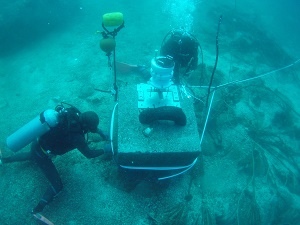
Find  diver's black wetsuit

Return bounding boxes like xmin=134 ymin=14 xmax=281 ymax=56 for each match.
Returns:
xmin=3 ymin=108 xmax=104 ymax=213
xmin=160 ymin=30 xmax=199 ymax=84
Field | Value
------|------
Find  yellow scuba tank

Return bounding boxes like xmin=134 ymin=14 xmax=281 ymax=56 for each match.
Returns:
xmin=102 ymin=12 xmax=124 ymax=27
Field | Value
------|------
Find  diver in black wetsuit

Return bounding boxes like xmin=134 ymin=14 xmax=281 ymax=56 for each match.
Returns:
xmin=1 ymin=106 xmax=110 ymax=214
xmin=160 ymin=29 xmax=200 ymax=84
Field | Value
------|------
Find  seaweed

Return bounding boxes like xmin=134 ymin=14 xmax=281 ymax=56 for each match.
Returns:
xmin=237 ymin=147 xmax=261 ymax=225
xmin=199 ymin=203 xmax=216 ymax=225
xmin=193 ymin=206 xmax=216 ymax=225
xmin=160 ymin=201 xmax=189 ymax=225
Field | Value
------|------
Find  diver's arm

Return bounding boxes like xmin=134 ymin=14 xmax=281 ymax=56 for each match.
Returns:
xmin=74 ymin=135 xmax=103 ymax=158
xmin=96 ymin=128 xmax=110 ymax=141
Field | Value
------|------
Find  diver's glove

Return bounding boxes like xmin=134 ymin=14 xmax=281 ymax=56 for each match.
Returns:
xmin=96 ymin=128 xmax=110 ymax=141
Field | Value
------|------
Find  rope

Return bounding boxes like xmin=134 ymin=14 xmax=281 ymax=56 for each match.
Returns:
xmin=216 ymin=58 xmax=300 ymax=89
xmin=119 ymin=158 xmax=198 ymax=180
xmin=109 ymin=103 xmax=118 ymax=156
xmin=187 ymin=58 xmax=300 ymax=91
xmin=200 ymin=90 xmax=216 ymax=145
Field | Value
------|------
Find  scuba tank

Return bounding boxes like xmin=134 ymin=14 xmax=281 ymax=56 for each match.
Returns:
xmin=6 ymin=109 xmax=59 ymax=152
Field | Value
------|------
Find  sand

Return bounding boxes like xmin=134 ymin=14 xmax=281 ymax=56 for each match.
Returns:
xmin=1 ymin=0 xmax=300 ymax=224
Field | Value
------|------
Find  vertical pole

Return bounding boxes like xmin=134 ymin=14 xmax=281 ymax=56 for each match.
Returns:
xmin=205 ymin=15 xmax=222 ymax=108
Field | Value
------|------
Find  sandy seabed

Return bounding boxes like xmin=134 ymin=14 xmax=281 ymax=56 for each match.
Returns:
xmin=1 ymin=1 xmax=300 ymax=224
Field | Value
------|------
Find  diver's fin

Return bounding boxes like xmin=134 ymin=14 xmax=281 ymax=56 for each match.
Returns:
xmin=33 ymin=213 xmax=54 ymax=225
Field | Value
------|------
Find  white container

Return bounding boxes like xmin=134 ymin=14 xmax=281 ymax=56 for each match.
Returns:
xmin=149 ymin=56 xmax=174 ymax=89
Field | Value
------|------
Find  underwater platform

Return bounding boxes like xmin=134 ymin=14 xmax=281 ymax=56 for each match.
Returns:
xmin=115 ymin=84 xmax=201 ymax=169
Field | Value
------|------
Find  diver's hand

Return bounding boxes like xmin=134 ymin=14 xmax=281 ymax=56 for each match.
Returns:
xmin=103 ymin=144 xmax=113 ymax=155
xmin=102 ymin=134 xmax=110 ymax=141
xmin=96 ymin=128 xmax=110 ymax=141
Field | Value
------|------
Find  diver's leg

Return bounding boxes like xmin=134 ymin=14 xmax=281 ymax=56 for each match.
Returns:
xmin=1 ymin=151 xmax=32 ymax=163
xmin=31 ymin=143 xmax=63 ymax=213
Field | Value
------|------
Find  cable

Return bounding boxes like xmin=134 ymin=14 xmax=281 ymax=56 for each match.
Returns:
xmin=109 ymin=103 xmax=118 ymax=156
xmin=205 ymin=15 xmax=223 ymax=108
xmin=187 ymin=58 xmax=300 ymax=91
xmin=216 ymin=58 xmax=300 ymax=89
xmin=200 ymin=90 xmax=216 ymax=145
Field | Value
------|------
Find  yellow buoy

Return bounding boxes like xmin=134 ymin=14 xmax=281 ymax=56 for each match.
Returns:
xmin=100 ymin=37 xmax=116 ymax=53
xmin=103 ymin=12 xmax=124 ymax=27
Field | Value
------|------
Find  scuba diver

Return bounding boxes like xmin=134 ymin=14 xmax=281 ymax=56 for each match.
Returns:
xmin=1 ymin=104 xmax=110 ymax=214
xmin=117 ymin=28 xmax=200 ymax=85
xmin=160 ymin=28 xmax=200 ymax=84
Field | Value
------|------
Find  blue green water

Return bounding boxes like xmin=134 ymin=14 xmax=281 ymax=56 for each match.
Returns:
xmin=0 ymin=0 xmax=299 ymax=224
